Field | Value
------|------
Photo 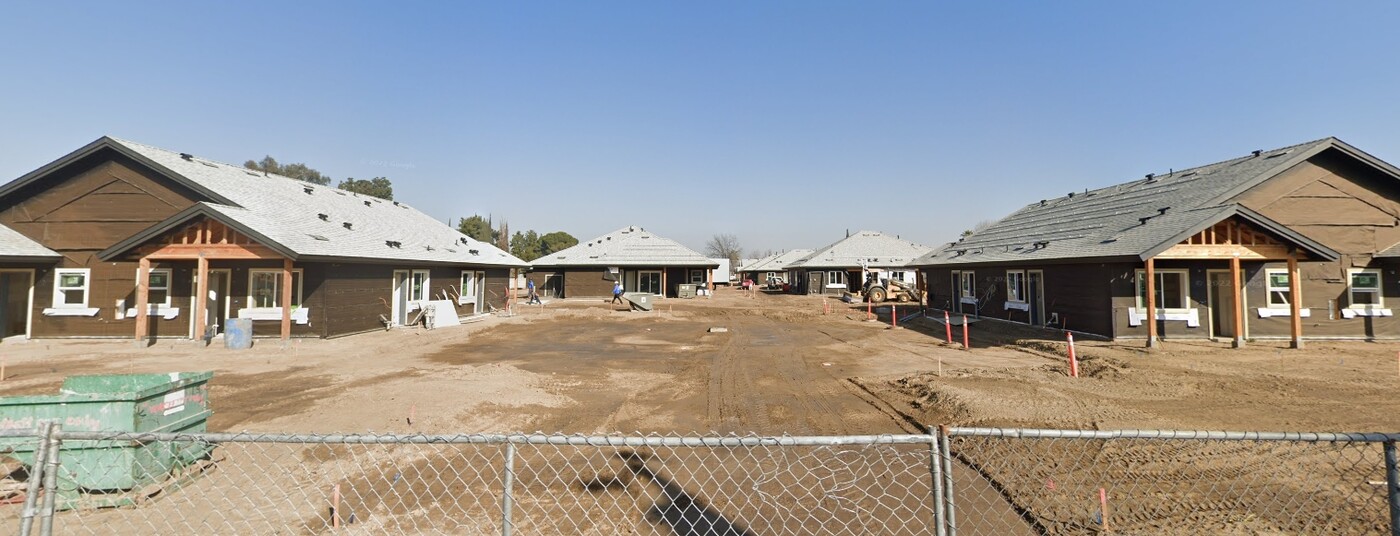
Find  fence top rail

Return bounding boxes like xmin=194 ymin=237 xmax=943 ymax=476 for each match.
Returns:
xmin=52 ymin=430 xmax=939 ymax=446
xmin=949 ymin=427 xmax=1400 ymax=443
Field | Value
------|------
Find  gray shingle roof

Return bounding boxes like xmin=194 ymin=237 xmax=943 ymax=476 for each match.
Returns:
xmin=739 ymin=250 xmax=813 ymax=272
xmin=916 ymin=138 xmax=1349 ymax=267
xmin=529 ymin=226 xmax=718 ymax=268
xmin=92 ymin=138 xmax=524 ymax=267
xmin=1377 ymin=241 xmax=1400 ymax=258
xmin=0 ymin=223 xmax=59 ymax=260
xmin=788 ymin=231 xmax=933 ymax=270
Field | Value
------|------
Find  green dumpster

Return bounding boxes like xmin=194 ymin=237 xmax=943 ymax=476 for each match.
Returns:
xmin=0 ymin=371 xmax=214 ymax=507
xmin=677 ymin=284 xmax=697 ymax=299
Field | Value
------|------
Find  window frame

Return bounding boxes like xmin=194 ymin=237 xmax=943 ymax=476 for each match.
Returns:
xmin=138 ymin=268 xmax=173 ymax=308
xmin=1265 ymin=269 xmax=1292 ymax=308
xmin=247 ymin=269 xmax=304 ymax=309
xmin=1005 ymin=270 xmax=1027 ymax=303
xmin=825 ymin=271 xmax=847 ymax=288
xmin=1347 ymin=268 xmax=1383 ymax=309
xmin=689 ymin=269 xmax=706 ymax=285
xmin=1134 ymin=269 xmax=1190 ymax=312
xmin=53 ymin=268 xmax=91 ymax=309
xmin=960 ymin=271 xmax=976 ymax=299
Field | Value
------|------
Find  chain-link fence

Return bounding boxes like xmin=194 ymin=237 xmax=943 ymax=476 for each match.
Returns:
xmin=1 ymin=426 xmax=1398 ymax=535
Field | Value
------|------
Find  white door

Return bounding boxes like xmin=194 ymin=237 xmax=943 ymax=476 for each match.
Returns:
xmin=473 ymin=271 xmax=486 ymax=312
xmin=190 ymin=269 xmax=231 ymax=337
xmin=392 ymin=270 xmax=410 ymax=326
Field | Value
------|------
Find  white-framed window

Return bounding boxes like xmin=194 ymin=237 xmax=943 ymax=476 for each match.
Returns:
xmin=248 ymin=269 xmax=303 ymax=308
xmin=53 ymin=268 xmax=90 ymax=308
xmin=826 ymin=271 xmax=847 ymax=288
xmin=140 ymin=269 xmax=173 ymax=307
xmin=1005 ymin=270 xmax=1026 ymax=303
xmin=1265 ymin=269 xmax=1291 ymax=308
xmin=960 ymin=271 xmax=976 ymax=299
xmin=1347 ymin=269 xmax=1382 ymax=308
xmin=888 ymin=271 xmax=907 ymax=283
xmin=690 ymin=269 xmax=706 ymax=284
xmin=1135 ymin=269 xmax=1189 ymax=311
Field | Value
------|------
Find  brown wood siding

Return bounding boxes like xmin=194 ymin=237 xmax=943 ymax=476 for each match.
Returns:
xmin=555 ymin=267 xmax=618 ymax=298
xmin=0 ymin=154 xmax=203 ymax=337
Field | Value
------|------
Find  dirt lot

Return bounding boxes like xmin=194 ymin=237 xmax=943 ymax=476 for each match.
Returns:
xmin=2 ymin=289 xmax=1398 ymax=534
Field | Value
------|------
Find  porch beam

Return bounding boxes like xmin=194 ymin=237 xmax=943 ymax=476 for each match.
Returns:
xmin=194 ymin=256 xmax=208 ymax=342
xmin=140 ymin=243 xmax=284 ymax=260
xmin=1145 ymin=257 xmax=1157 ymax=348
xmin=1155 ymin=243 xmax=1291 ymax=260
xmin=1288 ymin=254 xmax=1304 ymax=349
xmin=1231 ymin=256 xmax=1245 ymax=348
xmin=134 ymin=257 xmax=150 ymax=345
xmin=281 ymin=258 xmax=292 ymax=341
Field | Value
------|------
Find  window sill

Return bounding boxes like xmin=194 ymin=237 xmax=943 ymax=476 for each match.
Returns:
xmin=959 ymin=296 xmax=978 ymax=304
xmin=123 ymin=306 xmax=180 ymax=320
xmin=825 ymin=285 xmax=848 ymax=289
xmin=1127 ymin=307 xmax=1200 ymax=328
xmin=1003 ymin=301 xmax=1030 ymax=311
xmin=237 ymin=307 xmax=311 ymax=325
xmin=1341 ymin=308 xmax=1392 ymax=319
xmin=42 ymin=308 xmax=99 ymax=317
xmin=1256 ymin=307 xmax=1310 ymax=318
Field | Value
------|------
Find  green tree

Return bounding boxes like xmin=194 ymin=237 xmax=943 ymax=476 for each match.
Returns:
xmin=457 ymin=215 xmax=495 ymax=243
xmin=539 ymin=231 xmax=578 ymax=256
xmin=510 ymin=230 xmax=543 ymax=261
xmin=243 ymin=155 xmax=331 ymax=185
xmin=337 ymin=177 xmax=393 ymax=200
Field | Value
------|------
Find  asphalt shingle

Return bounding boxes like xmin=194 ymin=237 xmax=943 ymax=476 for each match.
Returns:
xmin=789 ymin=231 xmax=933 ymax=270
xmin=529 ymin=226 xmax=717 ymax=267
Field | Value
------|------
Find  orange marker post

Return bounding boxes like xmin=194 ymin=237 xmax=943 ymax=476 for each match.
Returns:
xmin=962 ymin=315 xmax=970 ymax=349
xmin=824 ymin=298 xmax=830 ymax=315
xmin=891 ymin=305 xmax=897 ymax=329
xmin=1067 ymin=332 xmax=1080 ymax=378
xmin=867 ymin=299 xmax=873 ymax=321
xmin=944 ymin=311 xmax=952 ymax=343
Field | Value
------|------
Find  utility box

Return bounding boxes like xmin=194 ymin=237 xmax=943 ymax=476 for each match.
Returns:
xmin=677 ymin=284 xmax=697 ymax=299
xmin=0 ymin=372 xmax=214 ymax=508
xmin=623 ymin=292 xmax=654 ymax=311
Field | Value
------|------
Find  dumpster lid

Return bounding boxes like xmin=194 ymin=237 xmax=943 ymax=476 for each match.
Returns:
xmin=60 ymin=371 xmax=213 ymax=400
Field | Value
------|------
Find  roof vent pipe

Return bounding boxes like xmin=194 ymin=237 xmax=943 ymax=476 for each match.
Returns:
xmin=317 ymin=213 xmax=329 ymax=221
xmin=1139 ymin=217 xmax=1152 ymax=225
xmin=179 ymin=153 xmax=193 ymax=160
xmin=1158 ymin=207 xmax=1170 ymax=215
xmin=1252 ymin=150 xmax=1263 ymax=157
xmin=343 ymin=222 xmax=353 ymax=230
xmin=1145 ymin=173 xmax=1155 ymax=181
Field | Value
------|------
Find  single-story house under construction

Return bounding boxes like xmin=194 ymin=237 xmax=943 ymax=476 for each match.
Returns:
xmin=737 ymin=249 xmax=812 ymax=288
xmin=790 ymin=231 xmax=933 ymax=295
xmin=527 ymin=226 xmax=720 ymax=298
xmin=913 ymin=136 xmax=1400 ymax=347
xmin=0 ymin=136 xmax=526 ymax=341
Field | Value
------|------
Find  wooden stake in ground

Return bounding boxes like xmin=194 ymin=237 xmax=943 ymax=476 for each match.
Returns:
xmin=1067 ymin=332 xmax=1079 ymax=378
xmin=1099 ymin=487 xmax=1110 ymax=532
xmin=331 ymin=483 xmax=342 ymax=528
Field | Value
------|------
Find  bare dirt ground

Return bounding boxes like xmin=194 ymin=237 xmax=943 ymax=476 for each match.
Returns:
xmin=2 ymin=288 xmax=1397 ymax=534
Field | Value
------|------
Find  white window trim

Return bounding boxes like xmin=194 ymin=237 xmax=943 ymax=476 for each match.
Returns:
xmin=247 ymin=269 xmax=304 ymax=310
xmin=960 ymin=272 xmax=975 ymax=299
xmin=459 ymin=270 xmax=478 ymax=304
xmin=1264 ymin=268 xmax=1292 ymax=309
xmin=1345 ymin=268 xmax=1384 ymax=311
xmin=409 ymin=269 xmax=431 ymax=302
xmin=689 ymin=269 xmax=706 ymax=284
xmin=1005 ymin=270 xmax=1027 ymax=304
xmin=53 ymin=268 xmax=91 ymax=309
xmin=1134 ymin=269 xmax=1190 ymax=313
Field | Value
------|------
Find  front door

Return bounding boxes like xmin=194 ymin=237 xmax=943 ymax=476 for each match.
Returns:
xmin=1207 ymin=270 xmax=1235 ymax=339
xmin=0 ymin=271 xmax=32 ymax=338
xmin=191 ymin=269 xmax=231 ymax=337
xmin=1027 ymin=270 xmax=1045 ymax=326
xmin=543 ymin=274 xmax=562 ymax=298
xmin=392 ymin=270 xmax=410 ymax=325
xmin=637 ymin=271 xmax=662 ymax=295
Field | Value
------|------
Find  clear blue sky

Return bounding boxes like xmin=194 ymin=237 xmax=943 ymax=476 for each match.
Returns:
xmin=4 ymin=2 xmax=1400 ymax=255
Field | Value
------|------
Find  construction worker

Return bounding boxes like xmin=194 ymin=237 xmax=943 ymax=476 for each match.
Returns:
xmin=611 ymin=281 xmax=625 ymax=305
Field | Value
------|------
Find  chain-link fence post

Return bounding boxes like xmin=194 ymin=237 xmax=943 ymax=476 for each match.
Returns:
xmin=37 ymin=423 xmax=62 ymax=536
xmin=939 ymin=425 xmax=957 ymax=536
xmin=17 ymin=421 xmax=52 ymax=536
xmin=1385 ymin=440 xmax=1400 ymax=536
xmin=502 ymin=442 xmax=515 ymax=536
xmin=929 ymin=427 xmax=946 ymax=536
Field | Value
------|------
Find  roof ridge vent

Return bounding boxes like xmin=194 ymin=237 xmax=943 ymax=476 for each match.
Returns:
xmin=385 ymin=240 xmax=401 ymax=248
xmin=1145 ymin=173 xmax=1155 ymax=181
xmin=1158 ymin=207 xmax=1170 ymax=215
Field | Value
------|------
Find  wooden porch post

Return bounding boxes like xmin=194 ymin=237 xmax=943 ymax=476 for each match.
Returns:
xmin=1288 ymin=254 xmax=1304 ymax=349
xmin=707 ymin=268 xmax=714 ymax=291
xmin=1145 ymin=257 xmax=1157 ymax=348
xmin=135 ymin=257 xmax=150 ymax=344
xmin=661 ymin=269 xmax=667 ymax=297
xmin=194 ymin=256 xmax=209 ymax=341
xmin=281 ymin=258 xmax=292 ymax=341
xmin=1230 ymin=256 xmax=1245 ymax=348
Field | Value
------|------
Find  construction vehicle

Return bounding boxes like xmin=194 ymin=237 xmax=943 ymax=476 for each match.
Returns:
xmin=862 ymin=273 xmax=917 ymax=303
